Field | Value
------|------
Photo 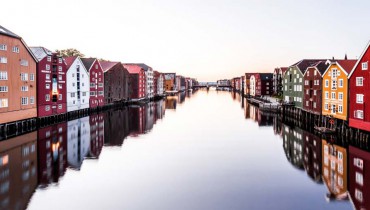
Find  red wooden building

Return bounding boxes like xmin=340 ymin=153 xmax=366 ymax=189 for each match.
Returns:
xmin=100 ymin=61 xmax=130 ymax=104
xmin=31 ymin=47 xmax=67 ymax=117
xmin=302 ymin=60 xmax=329 ymax=115
xmin=124 ymin=64 xmax=146 ymax=101
xmin=81 ymin=58 xmax=104 ymax=108
xmin=254 ymin=73 xmax=273 ymax=96
xmin=349 ymin=42 xmax=370 ymax=131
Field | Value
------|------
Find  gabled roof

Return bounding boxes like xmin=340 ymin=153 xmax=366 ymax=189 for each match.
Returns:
xmin=290 ymin=59 xmax=328 ymax=74
xmin=123 ymin=64 xmax=143 ymax=74
xmin=80 ymin=58 xmax=96 ymax=71
xmin=30 ymin=47 xmax=52 ymax=61
xmin=259 ymin=73 xmax=273 ymax=81
xmin=305 ymin=60 xmax=329 ymax=76
xmin=100 ymin=61 xmax=120 ymax=72
xmin=124 ymin=63 xmax=152 ymax=71
xmin=64 ymin=56 xmax=78 ymax=69
xmin=336 ymin=60 xmax=357 ymax=74
xmin=281 ymin=67 xmax=288 ymax=74
xmin=349 ymin=41 xmax=370 ymax=78
xmin=0 ymin=25 xmax=20 ymax=39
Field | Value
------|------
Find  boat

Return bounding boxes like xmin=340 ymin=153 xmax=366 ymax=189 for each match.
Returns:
xmin=314 ymin=126 xmax=336 ymax=134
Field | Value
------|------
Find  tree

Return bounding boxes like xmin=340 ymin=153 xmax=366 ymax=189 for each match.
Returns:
xmin=55 ymin=48 xmax=85 ymax=57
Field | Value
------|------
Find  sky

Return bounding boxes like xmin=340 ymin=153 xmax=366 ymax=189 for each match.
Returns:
xmin=1 ymin=0 xmax=370 ymax=81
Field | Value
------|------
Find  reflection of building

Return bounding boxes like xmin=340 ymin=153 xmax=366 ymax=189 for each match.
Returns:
xmin=257 ymin=110 xmax=273 ymax=126
xmin=179 ymin=92 xmax=186 ymax=104
xmin=67 ymin=117 xmax=91 ymax=169
xmin=37 ymin=123 xmax=67 ymax=187
xmin=144 ymin=102 xmax=155 ymax=133
xmin=0 ymin=131 xmax=38 ymax=210
xmin=249 ymin=104 xmax=258 ymax=121
xmin=302 ymin=131 xmax=322 ymax=182
xmin=348 ymin=145 xmax=370 ymax=209
xmin=104 ymin=108 xmax=130 ymax=146
xmin=155 ymin=99 xmax=166 ymax=122
xmin=129 ymin=106 xmax=145 ymax=136
xmin=322 ymin=139 xmax=347 ymax=200
xmin=282 ymin=124 xmax=304 ymax=169
xmin=165 ymin=97 xmax=177 ymax=110
xmin=88 ymin=113 xmax=104 ymax=158
xmin=273 ymin=116 xmax=282 ymax=136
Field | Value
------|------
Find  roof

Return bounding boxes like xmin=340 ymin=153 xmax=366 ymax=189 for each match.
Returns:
xmin=123 ymin=64 xmax=143 ymax=74
xmin=259 ymin=73 xmax=273 ymax=81
xmin=80 ymin=58 xmax=96 ymax=71
xmin=336 ymin=60 xmax=357 ymax=74
xmin=281 ymin=67 xmax=288 ymax=74
xmin=64 ymin=56 xmax=78 ymax=69
xmin=100 ymin=61 xmax=120 ymax=72
xmin=124 ymin=63 xmax=152 ymax=71
xmin=0 ymin=25 xmax=20 ymax=39
xmin=30 ymin=47 xmax=52 ymax=61
xmin=291 ymin=59 xmax=328 ymax=74
xmin=306 ymin=60 xmax=329 ymax=75
xmin=349 ymin=41 xmax=370 ymax=78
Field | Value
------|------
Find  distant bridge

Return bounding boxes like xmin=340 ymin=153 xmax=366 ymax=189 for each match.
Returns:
xmin=193 ymin=82 xmax=231 ymax=88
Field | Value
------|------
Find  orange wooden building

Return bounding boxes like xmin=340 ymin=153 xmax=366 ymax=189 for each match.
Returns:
xmin=321 ymin=59 xmax=357 ymax=121
xmin=0 ymin=25 xmax=37 ymax=124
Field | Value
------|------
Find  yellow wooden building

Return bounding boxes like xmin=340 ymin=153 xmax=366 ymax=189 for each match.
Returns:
xmin=322 ymin=60 xmax=357 ymax=120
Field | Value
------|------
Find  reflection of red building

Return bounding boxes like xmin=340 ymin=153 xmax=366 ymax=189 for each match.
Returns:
xmin=349 ymin=145 xmax=370 ymax=209
xmin=37 ymin=123 xmax=67 ymax=186
xmin=302 ymin=131 xmax=322 ymax=182
xmin=104 ymin=108 xmax=130 ymax=146
xmin=129 ymin=105 xmax=145 ymax=136
xmin=88 ymin=113 xmax=104 ymax=158
xmin=30 ymin=47 xmax=67 ymax=117
xmin=0 ymin=131 xmax=38 ymax=210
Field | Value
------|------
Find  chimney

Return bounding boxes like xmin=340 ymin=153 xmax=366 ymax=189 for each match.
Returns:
xmin=344 ymin=53 xmax=348 ymax=60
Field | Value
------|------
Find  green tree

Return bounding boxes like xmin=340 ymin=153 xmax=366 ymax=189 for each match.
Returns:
xmin=56 ymin=48 xmax=85 ymax=57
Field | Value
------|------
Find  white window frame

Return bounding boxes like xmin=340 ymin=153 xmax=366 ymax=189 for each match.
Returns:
xmin=356 ymin=77 xmax=364 ymax=86
xmin=0 ymin=86 xmax=8 ymax=92
xmin=362 ymin=62 xmax=368 ymax=70
xmin=338 ymin=79 xmax=343 ymax=88
xmin=338 ymin=92 xmax=343 ymax=101
xmin=12 ymin=46 xmax=19 ymax=53
xmin=30 ymin=73 xmax=35 ymax=81
xmin=21 ymin=97 xmax=28 ymax=105
xmin=0 ymin=98 xmax=8 ymax=108
xmin=325 ymin=79 xmax=329 ymax=87
xmin=356 ymin=94 xmax=364 ymax=104
xmin=21 ymin=86 xmax=28 ymax=92
xmin=0 ymin=71 xmax=8 ymax=80
xmin=21 ymin=73 xmax=28 ymax=81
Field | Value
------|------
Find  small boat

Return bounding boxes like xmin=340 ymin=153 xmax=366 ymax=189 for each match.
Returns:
xmin=314 ymin=126 xmax=336 ymax=134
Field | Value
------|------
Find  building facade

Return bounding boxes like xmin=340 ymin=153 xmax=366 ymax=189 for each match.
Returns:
xmin=124 ymin=64 xmax=146 ymax=101
xmin=273 ymin=67 xmax=287 ymax=96
xmin=164 ymin=73 xmax=177 ymax=92
xmin=31 ymin=47 xmax=67 ymax=117
xmin=302 ymin=61 xmax=329 ymax=115
xmin=322 ymin=60 xmax=356 ymax=120
xmin=0 ymin=25 xmax=37 ymax=124
xmin=153 ymin=71 xmax=164 ymax=96
xmin=349 ymin=42 xmax=370 ymax=131
xmin=81 ymin=58 xmax=104 ymax=108
xmin=65 ymin=56 xmax=90 ymax=112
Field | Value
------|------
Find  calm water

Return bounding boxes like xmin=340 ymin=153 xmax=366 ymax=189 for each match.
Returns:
xmin=0 ymin=89 xmax=366 ymax=210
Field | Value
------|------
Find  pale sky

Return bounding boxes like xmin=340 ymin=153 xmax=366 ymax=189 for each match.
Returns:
xmin=1 ymin=0 xmax=369 ymax=81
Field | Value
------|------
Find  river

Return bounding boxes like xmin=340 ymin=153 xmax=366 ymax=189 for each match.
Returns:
xmin=0 ymin=89 xmax=365 ymax=210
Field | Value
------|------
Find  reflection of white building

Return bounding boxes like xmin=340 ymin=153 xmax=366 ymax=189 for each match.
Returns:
xmin=145 ymin=102 xmax=155 ymax=132
xmin=67 ymin=116 xmax=91 ymax=169
xmin=250 ymin=75 xmax=256 ymax=96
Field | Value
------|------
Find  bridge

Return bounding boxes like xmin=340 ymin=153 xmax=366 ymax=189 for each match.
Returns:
xmin=193 ymin=82 xmax=231 ymax=88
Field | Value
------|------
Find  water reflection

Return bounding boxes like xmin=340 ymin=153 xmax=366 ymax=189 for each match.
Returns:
xmin=302 ymin=131 xmax=322 ymax=183
xmin=282 ymin=124 xmax=304 ymax=170
xmin=0 ymin=132 xmax=37 ymax=210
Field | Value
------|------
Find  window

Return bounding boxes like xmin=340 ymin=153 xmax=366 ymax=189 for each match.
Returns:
xmin=0 ymin=99 xmax=8 ymax=108
xmin=355 ymin=189 xmax=363 ymax=202
xmin=46 ymin=64 xmax=50 ymax=70
xmin=332 ymin=69 xmax=338 ymax=78
xmin=45 ymin=105 xmax=50 ymax=111
xmin=338 ymin=79 xmax=343 ymax=87
xmin=21 ymin=86 xmax=28 ymax=91
xmin=0 ymin=57 xmax=7 ymax=63
xmin=21 ymin=73 xmax=28 ymax=81
xmin=90 ymin=83 xmax=96 ymax=87
xmin=58 ymin=66 xmax=62 ymax=71
xmin=58 ymin=75 xmax=62 ymax=80
xmin=82 ymin=92 xmax=86 ymax=96
xmin=0 ymin=44 xmax=6 ymax=51
xmin=95 ymin=64 xmax=98 ymax=69
xmin=362 ymin=62 xmax=368 ymax=70
xmin=331 ymin=92 xmax=336 ymax=99
xmin=98 ymin=83 xmax=103 ymax=87
xmin=338 ymin=92 xmax=343 ymax=100
xmin=354 ymin=158 xmax=364 ymax=169
xmin=72 ymin=83 xmax=75 ymax=87
xmin=21 ymin=97 xmax=28 ymax=105
xmin=45 ymin=94 xmax=50 ymax=101
xmin=313 ymin=102 xmax=316 ymax=108
xmin=338 ymin=105 xmax=343 ymax=113
xmin=332 ymin=80 xmax=337 ymax=90
xmin=0 ymin=86 xmax=8 ymax=92
xmin=30 ymin=74 xmax=35 ymax=81
xmin=356 ymin=110 xmax=364 ymax=119
xmin=99 ymin=91 xmax=104 ymax=95
xmin=314 ymin=70 xmax=317 ymax=76
xmin=30 ymin=96 xmax=34 ymax=104
xmin=90 ymin=91 xmax=96 ymax=96
xmin=314 ymin=90 xmax=317 ymax=95
xmin=47 ymin=56 xmax=51 ymax=62
xmin=20 ymin=59 xmax=28 ymax=66
xmin=356 ymin=172 xmax=364 ymax=186
xmin=59 ymin=58 xmax=62 ymax=63
xmin=325 ymin=80 xmax=329 ymax=87
xmin=46 ymin=74 xmax=50 ymax=80
xmin=71 ymin=92 xmax=75 ymax=97
xmin=46 ymin=84 xmax=50 ymax=89
xmin=356 ymin=77 xmax=364 ymax=86
xmin=306 ymin=101 xmax=309 ymax=106
xmin=0 ymin=71 xmax=7 ymax=80
xmin=58 ymin=104 xmax=62 ymax=109
xmin=58 ymin=84 xmax=62 ymax=89
xmin=59 ymin=94 xmax=62 ymax=100
xmin=12 ymin=46 xmax=19 ymax=53
xmin=357 ymin=94 xmax=364 ymax=103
